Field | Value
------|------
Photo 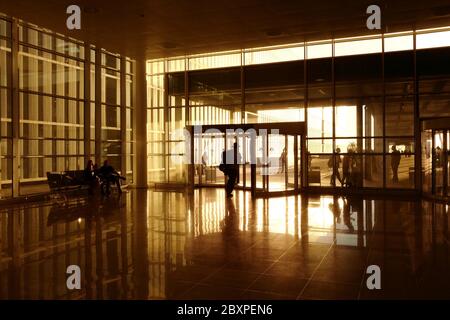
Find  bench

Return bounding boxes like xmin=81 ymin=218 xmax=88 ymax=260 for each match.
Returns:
xmin=47 ymin=171 xmax=90 ymax=193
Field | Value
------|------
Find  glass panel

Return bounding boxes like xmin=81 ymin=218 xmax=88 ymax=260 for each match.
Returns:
xmin=189 ymin=106 xmax=234 ymax=126
xmin=335 ymin=54 xmax=382 ymax=97
xmin=268 ymin=133 xmax=287 ymax=191
xmin=167 ymin=58 xmax=185 ymax=72
xmin=334 ymin=38 xmax=382 ymax=57
xmin=19 ymin=47 xmax=84 ymax=99
xmin=306 ymin=42 xmax=332 ymax=59
xmin=420 ymin=93 xmax=450 ymax=118
xmin=384 ymin=51 xmax=414 ymax=95
xmin=335 ymin=105 xmax=358 ymax=137
xmin=0 ymin=18 xmax=11 ymax=38
xmin=422 ymin=129 xmax=432 ymax=193
xmin=308 ymin=139 xmax=333 ymax=153
xmin=384 ymin=34 xmax=414 ymax=52
xmin=245 ymin=45 xmax=304 ymax=65
xmin=148 ymin=155 xmax=165 ymax=182
xmin=0 ymin=40 xmax=11 ymax=87
xmin=417 ymin=30 xmax=450 ymax=49
xmin=362 ymin=99 xmax=383 ymax=138
xmin=102 ymin=53 xmax=120 ymax=69
xmin=101 ymin=105 xmax=121 ymax=131
xmin=168 ymin=72 xmax=185 ymax=107
xmin=102 ymin=69 xmax=120 ymax=105
xmin=147 ymin=60 xmax=165 ymax=75
xmin=0 ymin=157 xmax=12 ymax=199
xmin=148 ymin=75 xmax=165 ymax=108
xmin=189 ymin=68 xmax=241 ymax=106
xmin=363 ymin=155 xmax=383 ymax=188
xmin=188 ymin=52 xmax=241 ymax=70
xmin=385 ymin=96 xmax=414 ymax=136
xmin=245 ymin=103 xmax=304 ymax=124
xmin=308 ymin=154 xmax=332 ymax=187
xmin=341 ymin=152 xmax=362 ymax=188
xmin=307 ymin=58 xmax=332 ymax=99
xmin=307 ymin=106 xmax=332 ymax=138
xmin=418 ymin=47 xmax=450 ymax=94
xmin=245 ymin=60 xmax=304 ymax=103
xmin=386 ymin=154 xmax=415 ymax=189
xmin=434 ymin=131 xmax=445 ymax=196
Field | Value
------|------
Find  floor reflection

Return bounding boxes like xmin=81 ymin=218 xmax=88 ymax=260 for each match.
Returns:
xmin=0 ymin=189 xmax=449 ymax=299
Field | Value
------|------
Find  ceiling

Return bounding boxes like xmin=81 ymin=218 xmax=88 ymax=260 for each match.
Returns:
xmin=1 ymin=0 xmax=450 ymax=60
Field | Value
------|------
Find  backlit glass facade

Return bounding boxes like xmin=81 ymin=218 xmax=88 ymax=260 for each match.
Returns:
xmin=147 ymin=27 xmax=450 ymax=193
xmin=0 ymin=14 xmax=135 ymax=198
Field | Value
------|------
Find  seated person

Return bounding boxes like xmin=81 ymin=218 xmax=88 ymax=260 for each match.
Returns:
xmin=98 ymin=160 xmax=124 ymax=194
xmin=83 ymin=160 xmax=98 ymax=194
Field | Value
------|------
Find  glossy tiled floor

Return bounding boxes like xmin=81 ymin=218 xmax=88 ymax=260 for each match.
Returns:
xmin=0 ymin=188 xmax=449 ymax=299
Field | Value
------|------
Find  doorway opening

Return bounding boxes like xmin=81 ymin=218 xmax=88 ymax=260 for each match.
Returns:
xmin=188 ymin=122 xmax=306 ymax=197
xmin=421 ymin=118 xmax=450 ymax=199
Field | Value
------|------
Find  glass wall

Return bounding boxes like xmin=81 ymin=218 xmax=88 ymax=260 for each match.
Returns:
xmin=0 ymin=14 xmax=135 ymax=198
xmin=147 ymin=26 xmax=450 ymax=192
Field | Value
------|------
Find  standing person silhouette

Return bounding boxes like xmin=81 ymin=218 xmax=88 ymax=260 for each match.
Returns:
xmin=221 ymin=143 xmax=242 ymax=198
xmin=391 ymin=145 xmax=401 ymax=183
xmin=329 ymin=148 xmax=343 ymax=186
xmin=278 ymin=147 xmax=287 ymax=174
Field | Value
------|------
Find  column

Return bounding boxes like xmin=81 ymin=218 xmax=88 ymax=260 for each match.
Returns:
xmin=134 ymin=57 xmax=148 ymax=188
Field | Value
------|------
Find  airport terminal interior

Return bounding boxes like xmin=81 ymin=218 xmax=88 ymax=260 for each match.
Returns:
xmin=0 ymin=0 xmax=450 ymax=299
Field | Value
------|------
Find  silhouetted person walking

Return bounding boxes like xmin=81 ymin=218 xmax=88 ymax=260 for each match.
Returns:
xmin=391 ymin=145 xmax=401 ymax=183
xmin=329 ymin=148 xmax=343 ymax=186
xmin=221 ymin=143 xmax=241 ymax=198
xmin=278 ymin=147 xmax=287 ymax=173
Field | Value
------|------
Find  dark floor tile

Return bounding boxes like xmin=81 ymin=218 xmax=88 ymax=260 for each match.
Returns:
xmin=169 ymin=265 xmax=221 ymax=283
xmin=264 ymin=261 xmax=316 ymax=278
xmin=248 ymin=274 xmax=308 ymax=297
xmin=181 ymin=284 xmax=245 ymax=300
xmin=200 ymin=269 xmax=260 ymax=289
xmin=225 ymin=259 xmax=275 ymax=274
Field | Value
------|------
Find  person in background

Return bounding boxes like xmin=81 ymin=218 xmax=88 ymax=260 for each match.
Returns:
xmin=329 ymin=148 xmax=343 ymax=186
xmin=278 ymin=147 xmax=287 ymax=174
xmin=83 ymin=160 xmax=97 ymax=195
xmin=342 ymin=149 xmax=351 ymax=187
xmin=391 ymin=145 xmax=401 ymax=183
xmin=221 ymin=143 xmax=242 ymax=198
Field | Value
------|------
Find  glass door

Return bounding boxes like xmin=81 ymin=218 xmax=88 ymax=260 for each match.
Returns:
xmin=254 ymin=132 xmax=300 ymax=196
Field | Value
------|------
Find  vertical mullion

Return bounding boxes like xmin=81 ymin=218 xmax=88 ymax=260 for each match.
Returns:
xmin=413 ymin=30 xmax=422 ymax=192
xmin=11 ymin=18 xmax=19 ymax=197
xmin=303 ymin=44 xmax=308 ymax=189
xmin=332 ymin=39 xmax=336 ymax=188
xmin=120 ymin=56 xmax=127 ymax=177
xmin=83 ymin=43 xmax=91 ymax=164
xmin=95 ymin=49 xmax=102 ymax=166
